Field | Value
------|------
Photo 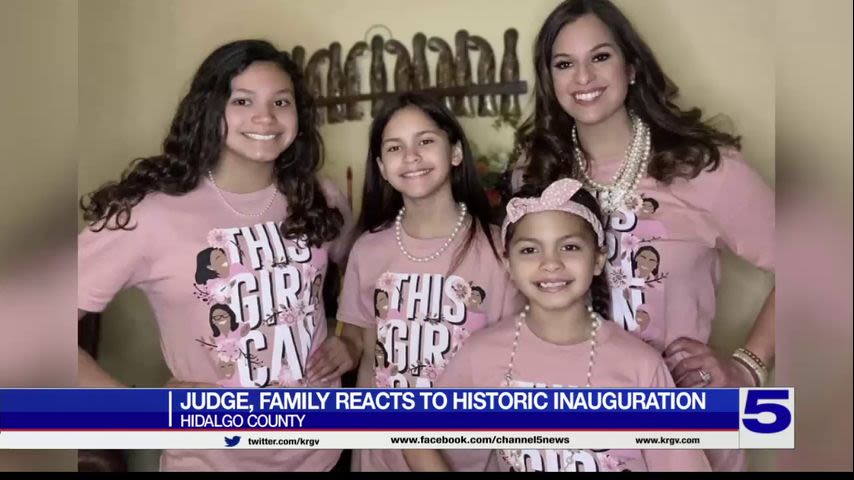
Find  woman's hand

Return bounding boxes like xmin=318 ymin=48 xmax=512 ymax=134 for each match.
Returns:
xmin=305 ymin=336 xmax=358 ymax=385
xmin=664 ymin=337 xmax=754 ymax=388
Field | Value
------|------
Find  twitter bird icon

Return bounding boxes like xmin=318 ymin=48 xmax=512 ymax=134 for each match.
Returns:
xmin=224 ymin=436 xmax=241 ymax=447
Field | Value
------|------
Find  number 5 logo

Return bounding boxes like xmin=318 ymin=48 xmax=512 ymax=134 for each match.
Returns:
xmin=739 ymin=388 xmax=794 ymax=448
xmin=742 ymin=390 xmax=792 ymax=433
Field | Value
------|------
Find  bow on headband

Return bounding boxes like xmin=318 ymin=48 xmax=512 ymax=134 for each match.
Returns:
xmin=500 ymin=178 xmax=605 ymax=249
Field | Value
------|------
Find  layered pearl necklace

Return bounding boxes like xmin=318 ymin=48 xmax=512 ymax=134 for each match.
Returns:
xmin=207 ymin=170 xmax=279 ymax=218
xmin=395 ymin=202 xmax=467 ymax=263
xmin=572 ymin=111 xmax=651 ymax=215
xmin=500 ymin=304 xmax=601 ymax=472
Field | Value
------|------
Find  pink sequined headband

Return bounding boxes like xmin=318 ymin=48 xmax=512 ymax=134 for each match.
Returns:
xmin=501 ymin=178 xmax=605 ymax=250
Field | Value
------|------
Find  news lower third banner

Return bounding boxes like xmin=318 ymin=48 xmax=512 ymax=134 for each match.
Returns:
xmin=0 ymin=388 xmax=793 ymax=450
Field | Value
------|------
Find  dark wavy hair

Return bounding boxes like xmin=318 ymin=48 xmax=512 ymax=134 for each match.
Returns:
xmin=80 ymin=39 xmax=343 ymax=247
xmin=516 ymin=0 xmax=740 ymax=188
xmin=503 ymin=182 xmax=610 ymax=318
xmin=358 ymin=93 xmax=500 ymax=270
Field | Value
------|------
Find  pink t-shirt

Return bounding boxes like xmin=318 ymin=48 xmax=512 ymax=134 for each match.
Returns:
xmin=436 ymin=318 xmax=711 ymax=472
xmin=78 ymin=177 xmax=353 ymax=472
xmin=338 ymin=223 xmax=525 ymax=472
xmin=594 ymin=150 xmax=772 ymax=473
xmin=513 ymin=148 xmax=772 ymax=471
xmin=590 ymin=149 xmax=774 ymax=351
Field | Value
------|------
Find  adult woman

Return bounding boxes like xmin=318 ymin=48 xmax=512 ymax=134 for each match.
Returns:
xmin=512 ymin=1 xmax=775 ymax=470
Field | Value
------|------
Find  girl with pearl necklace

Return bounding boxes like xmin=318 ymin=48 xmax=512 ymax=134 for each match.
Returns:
xmin=331 ymin=93 xmax=525 ymax=473
xmin=403 ymin=179 xmax=711 ymax=472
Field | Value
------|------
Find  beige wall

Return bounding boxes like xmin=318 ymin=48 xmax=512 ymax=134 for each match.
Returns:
xmin=77 ymin=0 xmax=780 ymax=470
xmin=0 ymin=0 xmax=78 ymax=472
xmin=79 ymin=0 xmax=776 ymax=198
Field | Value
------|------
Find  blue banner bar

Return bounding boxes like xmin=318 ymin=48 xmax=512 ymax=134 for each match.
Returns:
xmin=0 ymin=388 xmax=740 ymax=431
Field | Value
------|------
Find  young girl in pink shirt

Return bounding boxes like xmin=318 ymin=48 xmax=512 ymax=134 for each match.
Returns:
xmin=78 ymin=39 xmax=353 ymax=471
xmin=405 ymin=178 xmax=710 ymax=472
xmin=334 ymin=93 xmax=524 ymax=471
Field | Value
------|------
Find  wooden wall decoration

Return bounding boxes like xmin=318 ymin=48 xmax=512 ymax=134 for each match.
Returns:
xmin=291 ymin=28 xmax=526 ymax=124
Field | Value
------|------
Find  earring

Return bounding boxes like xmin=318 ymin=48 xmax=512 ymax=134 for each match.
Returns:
xmin=629 ymin=78 xmax=636 ymax=85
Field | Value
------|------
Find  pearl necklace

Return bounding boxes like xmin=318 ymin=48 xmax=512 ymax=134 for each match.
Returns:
xmin=395 ymin=202 xmax=467 ymax=263
xmin=502 ymin=304 xmax=601 ymax=387
xmin=572 ymin=112 xmax=651 ymax=215
xmin=207 ymin=170 xmax=279 ymax=218
xmin=500 ymin=304 xmax=601 ymax=472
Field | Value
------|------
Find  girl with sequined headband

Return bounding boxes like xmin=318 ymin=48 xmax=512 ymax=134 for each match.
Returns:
xmin=335 ymin=93 xmax=524 ymax=472
xmin=511 ymin=1 xmax=775 ymax=471
xmin=405 ymin=178 xmax=710 ymax=472
xmin=78 ymin=39 xmax=355 ymax=471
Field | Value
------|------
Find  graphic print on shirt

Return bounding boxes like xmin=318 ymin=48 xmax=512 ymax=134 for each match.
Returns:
xmin=501 ymin=379 xmax=632 ymax=472
xmin=373 ymin=271 xmax=488 ymax=388
xmin=599 ymin=193 xmax=669 ymax=344
xmin=191 ymin=221 xmax=325 ymax=388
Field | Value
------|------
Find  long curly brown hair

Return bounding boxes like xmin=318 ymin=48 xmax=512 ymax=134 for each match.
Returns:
xmin=516 ymin=0 xmax=740 ymax=188
xmin=80 ymin=39 xmax=343 ymax=246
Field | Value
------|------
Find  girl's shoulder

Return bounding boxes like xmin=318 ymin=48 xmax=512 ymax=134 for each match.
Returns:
xmin=453 ymin=223 xmax=506 ymax=276
xmin=471 ymin=222 xmax=505 ymax=253
xmin=350 ymin=226 xmax=395 ymax=255
xmin=598 ymin=320 xmax=662 ymax=363
xmin=464 ymin=317 xmax=515 ymax=350
xmin=81 ymin=189 xmax=176 ymax=234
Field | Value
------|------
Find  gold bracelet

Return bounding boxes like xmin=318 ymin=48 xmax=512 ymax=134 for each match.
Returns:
xmin=735 ymin=347 xmax=769 ymax=371
xmin=732 ymin=348 xmax=769 ymax=387
xmin=731 ymin=355 xmax=761 ymax=387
